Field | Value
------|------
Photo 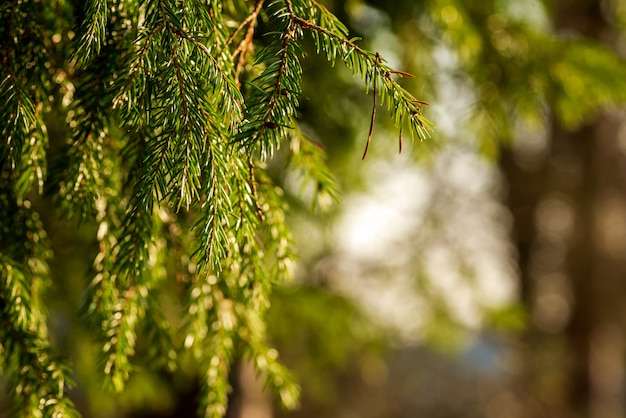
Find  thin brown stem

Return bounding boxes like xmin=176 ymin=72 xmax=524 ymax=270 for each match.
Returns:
xmin=228 ymin=0 xmax=265 ymax=85
xmin=362 ymin=53 xmax=381 ymax=160
xmin=227 ymin=0 xmax=265 ymax=46
xmin=248 ymin=157 xmax=265 ymax=222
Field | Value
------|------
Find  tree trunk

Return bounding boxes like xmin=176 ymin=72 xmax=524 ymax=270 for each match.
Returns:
xmin=501 ymin=2 xmax=626 ymax=417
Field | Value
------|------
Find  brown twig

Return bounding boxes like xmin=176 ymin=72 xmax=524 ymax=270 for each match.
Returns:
xmin=362 ymin=53 xmax=382 ymax=160
xmin=229 ymin=0 xmax=265 ymax=85
xmin=248 ymin=157 xmax=265 ymax=222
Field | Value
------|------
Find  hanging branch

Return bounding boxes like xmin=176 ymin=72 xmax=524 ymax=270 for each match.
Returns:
xmin=285 ymin=4 xmax=433 ymax=146
xmin=235 ymin=0 xmax=306 ymax=158
xmin=1 ymin=0 xmax=434 ymax=417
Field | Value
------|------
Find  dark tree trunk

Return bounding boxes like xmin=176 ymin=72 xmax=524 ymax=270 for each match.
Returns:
xmin=501 ymin=2 xmax=626 ymax=417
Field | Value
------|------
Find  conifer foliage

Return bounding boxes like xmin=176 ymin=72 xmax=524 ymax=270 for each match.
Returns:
xmin=0 ymin=0 xmax=432 ymax=416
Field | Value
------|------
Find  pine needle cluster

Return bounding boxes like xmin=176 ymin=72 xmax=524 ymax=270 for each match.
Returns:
xmin=0 ymin=0 xmax=432 ymax=416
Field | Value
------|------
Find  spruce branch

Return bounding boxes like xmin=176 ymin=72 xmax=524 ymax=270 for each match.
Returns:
xmin=1 ymin=1 xmax=435 ymax=416
xmin=53 ymin=54 xmax=121 ymax=221
xmin=192 ymin=145 xmax=233 ymax=275
xmin=73 ymin=0 xmax=109 ymax=65
xmin=0 ymin=318 xmax=79 ymax=418
xmin=113 ymin=0 xmax=243 ymax=210
xmin=287 ymin=131 xmax=339 ymax=212
xmin=286 ymin=1 xmax=434 ymax=150
xmin=201 ymin=326 xmax=235 ymax=418
xmin=0 ymin=184 xmax=79 ymax=417
xmin=0 ymin=67 xmax=37 ymax=174
xmin=236 ymin=0 xmax=433 ymax=158
xmin=144 ymin=293 xmax=178 ymax=372
xmin=0 ymin=0 xmax=46 ymax=178
xmin=235 ymin=1 xmax=305 ymax=158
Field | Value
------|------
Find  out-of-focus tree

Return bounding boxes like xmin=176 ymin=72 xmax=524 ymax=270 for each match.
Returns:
xmin=501 ymin=2 xmax=626 ymax=416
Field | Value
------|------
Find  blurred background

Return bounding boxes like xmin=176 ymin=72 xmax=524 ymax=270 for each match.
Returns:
xmin=273 ymin=1 xmax=626 ymax=417
xmin=5 ymin=0 xmax=626 ymax=417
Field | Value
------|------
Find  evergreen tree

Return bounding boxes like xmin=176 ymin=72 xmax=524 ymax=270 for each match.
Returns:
xmin=0 ymin=0 xmax=432 ymax=416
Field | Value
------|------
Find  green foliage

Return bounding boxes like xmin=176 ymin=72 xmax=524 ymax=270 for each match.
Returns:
xmin=548 ymin=40 xmax=626 ymax=128
xmin=420 ymin=0 xmax=626 ymax=156
xmin=267 ymin=285 xmax=387 ymax=405
xmin=0 ymin=0 xmax=432 ymax=416
xmin=0 ymin=186 xmax=78 ymax=417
